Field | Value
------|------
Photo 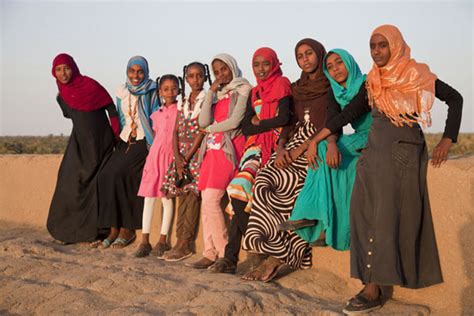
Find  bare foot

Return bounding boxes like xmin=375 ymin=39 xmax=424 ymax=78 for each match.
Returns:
xmin=241 ymin=256 xmax=282 ymax=282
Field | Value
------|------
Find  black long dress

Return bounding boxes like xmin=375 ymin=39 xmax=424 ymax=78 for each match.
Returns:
xmin=47 ymin=96 xmax=115 ymax=243
xmin=349 ymin=79 xmax=463 ymax=288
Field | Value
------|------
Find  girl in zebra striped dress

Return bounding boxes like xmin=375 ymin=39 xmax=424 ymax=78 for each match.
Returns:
xmin=242 ymin=38 xmax=330 ymax=282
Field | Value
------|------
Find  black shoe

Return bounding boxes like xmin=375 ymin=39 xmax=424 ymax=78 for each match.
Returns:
xmin=208 ymin=257 xmax=236 ymax=274
xmin=278 ymin=219 xmax=317 ymax=231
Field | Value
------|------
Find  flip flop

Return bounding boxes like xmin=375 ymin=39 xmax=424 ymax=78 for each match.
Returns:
xmin=111 ymin=235 xmax=136 ymax=249
xmin=261 ymin=262 xmax=284 ymax=283
xmin=98 ymin=238 xmax=114 ymax=249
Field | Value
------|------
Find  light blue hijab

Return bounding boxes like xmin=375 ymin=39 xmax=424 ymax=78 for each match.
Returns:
xmin=124 ymin=55 xmax=160 ymax=145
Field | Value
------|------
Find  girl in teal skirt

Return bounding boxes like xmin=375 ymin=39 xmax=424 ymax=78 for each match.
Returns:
xmin=280 ymin=49 xmax=372 ymax=251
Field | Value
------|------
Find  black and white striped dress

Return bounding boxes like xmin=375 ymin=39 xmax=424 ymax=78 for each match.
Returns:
xmin=243 ymin=120 xmax=313 ymax=269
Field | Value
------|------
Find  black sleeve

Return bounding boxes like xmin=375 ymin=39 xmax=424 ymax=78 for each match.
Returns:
xmin=241 ymin=97 xmax=261 ymax=136
xmin=56 ymin=95 xmax=71 ymax=119
xmin=258 ymin=96 xmax=292 ymax=129
xmin=324 ymin=89 xmax=342 ymax=135
xmin=242 ymin=96 xmax=293 ymax=136
xmin=105 ymin=102 xmax=118 ymax=118
xmin=325 ymin=85 xmax=371 ymax=133
xmin=434 ymin=79 xmax=463 ymax=143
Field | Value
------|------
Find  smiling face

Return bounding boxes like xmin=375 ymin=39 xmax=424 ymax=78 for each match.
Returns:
xmin=212 ymin=59 xmax=233 ymax=86
xmin=127 ymin=64 xmax=145 ymax=86
xmin=252 ymin=55 xmax=272 ymax=81
xmin=54 ymin=64 xmax=73 ymax=84
xmin=186 ymin=65 xmax=206 ymax=92
xmin=296 ymin=44 xmax=318 ymax=74
xmin=370 ymin=34 xmax=391 ymax=67
xmin=159 ymin=78 xmax=179 ymax=105
xmin=325 ymin=53 xmax=348 ymax=87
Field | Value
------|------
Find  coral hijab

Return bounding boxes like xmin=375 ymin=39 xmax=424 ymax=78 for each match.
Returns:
xmin=366 ymin=25 xmax=437 ymax=127
xmin=52 ymin=53 xmax=113 ymax=111
xmin=251 ymin=47 xmax=292 ymax=165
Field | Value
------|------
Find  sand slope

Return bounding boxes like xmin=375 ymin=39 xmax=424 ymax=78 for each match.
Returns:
xmin=0 ymin=222 xmax=432 ymax=315
xmin=1 ymin=155 xmax=473 ymax=315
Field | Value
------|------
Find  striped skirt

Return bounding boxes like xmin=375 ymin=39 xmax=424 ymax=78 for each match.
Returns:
xmin=243 ymin=121 xmax=314 ymax=269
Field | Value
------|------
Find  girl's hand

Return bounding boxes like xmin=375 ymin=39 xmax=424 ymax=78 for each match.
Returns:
xmin=210 ymin=78 xmax=224 ymax=93
xmin=307 ymin=140 xmax=321 ymax=170
xmin=431 ymin=137 xmax=452 ymax=168
xmin=175 ymin=154 xmax=186 ymax=169
xmin=275 ymin=147 xmax=292 ymax=169
xmin=184 ymin=154 xmax=192 ymax=164
xmin=251 ymin=115 xmax=260 ymax=126
xmin=326 ymin=142 xmax=341 ymax=169
xmin=176 ymin=165 xmax=186 ymax=179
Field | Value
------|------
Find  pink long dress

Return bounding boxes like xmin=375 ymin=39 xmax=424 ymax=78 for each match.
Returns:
xmin=138 ymin=103 xmax=178 ymax=197
xmin=198 ymin=96 xmax=246 ymax=191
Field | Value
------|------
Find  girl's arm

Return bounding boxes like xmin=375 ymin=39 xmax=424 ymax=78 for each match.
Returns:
xmin=244 ymin=96 xmax=292 ymax=136
xmin=325 ymin=85 xmax=371 ymax=134
xmin=431 ymin=78 xmax=463 ymax=168
xmin=56 ymin=95 xmax=71 ymax=119
xmin=184 ymin=132 xmax=205 ymax=163
xmin=172 ymin=114 xmax=186 ymax=176
xmin=198 ymin=90 xmax=215 ymax=128
xmin=204 ymin=92 xmax=249 ymax=133
xmin=105 ymin=103 xmax=120 ymax=139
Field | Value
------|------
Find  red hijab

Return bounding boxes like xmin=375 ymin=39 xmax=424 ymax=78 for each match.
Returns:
xmin=251 ymin=47 xmax=292 ymax=164
xmin=52 ymin=53 xmax=113 ymax=111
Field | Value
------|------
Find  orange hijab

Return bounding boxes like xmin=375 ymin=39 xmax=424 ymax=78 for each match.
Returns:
xmin=366 ymin=24 xmax=437 ymax=127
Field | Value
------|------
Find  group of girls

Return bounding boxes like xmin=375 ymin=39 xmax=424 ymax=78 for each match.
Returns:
xmin=48 ymin=24 xmax=462 ymax=314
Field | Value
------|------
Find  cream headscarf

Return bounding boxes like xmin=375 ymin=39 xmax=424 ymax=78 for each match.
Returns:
xmin=212 ymin=53 xmax=252 ymax=100
xmin=366 ymin=24 xmax=437 ymax=127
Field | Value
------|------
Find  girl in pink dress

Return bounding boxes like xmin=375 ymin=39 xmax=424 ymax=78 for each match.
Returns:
xmin=134 ymin=75 xmax=181 ymax=257
xmin=185 ymin=53 xmax=252 ymax=269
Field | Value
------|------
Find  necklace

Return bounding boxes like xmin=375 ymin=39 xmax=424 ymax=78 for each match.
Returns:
xmin=304 ymin=107 xmax=311 ymax=122
xmin=126 ymin=94 xmax=138 ymax=153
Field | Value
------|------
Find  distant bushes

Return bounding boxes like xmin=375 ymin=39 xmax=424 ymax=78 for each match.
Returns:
xmin=0 ymin=135 xmax=69 ymax=154
xmin=0 ymin=134 xmax=472 ymax=156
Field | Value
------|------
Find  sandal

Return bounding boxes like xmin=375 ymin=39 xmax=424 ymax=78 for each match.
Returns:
xmin=89 ymin=240 xmax=103 ymax=248
xmin=151 ymin=242 xmax=171 ymax=258
xmin=164 ymin=248 xmax=194 ymax=262
xmin=277 ymin=219 xmax=317 ymax=231
xmin=208 ymin=257 xmax=237 ymax=274
xmin=134 ymin=243 xmax=152 ymax=257
xmin=97 ymin=238 xmax=114 ymax=249
xmin=310 ymin=239 xmax=327 ymax=247
xmin=241 ymin=257 xmax=282 ymax=282
xmin=342 ymin=291 xmax=383 ymax=314
xmin=110 ymin=235 xmax=136 ymax=249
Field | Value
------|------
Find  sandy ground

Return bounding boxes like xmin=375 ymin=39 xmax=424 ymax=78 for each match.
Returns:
xmin=0 ymin=222 xmax=432 ymax=315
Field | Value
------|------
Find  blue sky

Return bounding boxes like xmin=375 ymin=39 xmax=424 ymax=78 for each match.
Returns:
xmin=1 ymin=0 xmax=472 ymax=135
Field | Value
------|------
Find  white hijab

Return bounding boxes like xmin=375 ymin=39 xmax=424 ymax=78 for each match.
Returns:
xmin=212 ymin=53 xmax=252 ymax=100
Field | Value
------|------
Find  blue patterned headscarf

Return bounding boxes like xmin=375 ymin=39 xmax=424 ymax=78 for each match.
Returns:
xmin=126 ymin=55 xmax=156 ymax=94
xmin=323 ymin=49 xmax=366 ymax=107
xmin=125 ymin=55 xmax=160 ymax=145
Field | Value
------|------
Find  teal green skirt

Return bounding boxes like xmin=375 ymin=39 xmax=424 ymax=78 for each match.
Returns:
xmin=291 ymin=130 xmax=369 ymax=250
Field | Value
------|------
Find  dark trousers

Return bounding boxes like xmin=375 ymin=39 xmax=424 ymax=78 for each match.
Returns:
xmin=176 ymin=191 xmax=200 ymax=241
xmin=224 ymin=199 xmax=250 ymax=264
xmin=98 ymin=139 xmax=147 ymax=230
